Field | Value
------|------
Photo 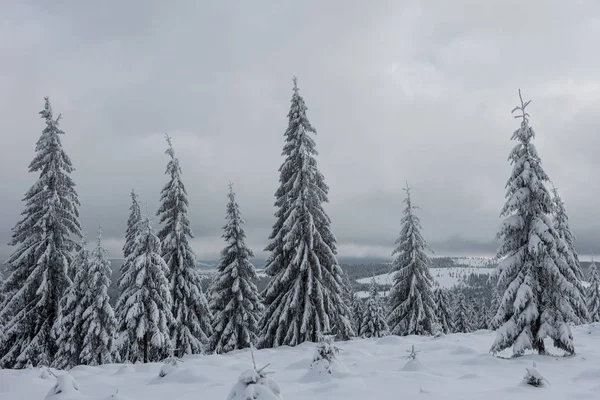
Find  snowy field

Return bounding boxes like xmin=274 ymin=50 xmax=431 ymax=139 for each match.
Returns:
xmin=357 ymin=266 xmax=493 ymax=291
xmin=4 ymin=324 xmax=600 ymax=400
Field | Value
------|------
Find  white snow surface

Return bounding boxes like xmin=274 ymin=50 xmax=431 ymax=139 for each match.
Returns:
xmin=3 ymin=324 xmax=600 ymax=399
xmin=357 ymin=266 xmax=493 ymax=290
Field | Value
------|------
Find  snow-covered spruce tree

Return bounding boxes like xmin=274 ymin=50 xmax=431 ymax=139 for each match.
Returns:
xmin=487 ymin=285 xmax=500 ymax=329
xmin=588 ymin=259 xmax=600 ymax=322
xmin=551 ymin=187 xmax=589 ymax=324
xmin=0 ymin=98 xmax=82 ymax=368
xmin=359 ymin=277 xmax=389 ymax=338
xmin=490 ymin=91 xmax=587 ymax=356
xmin=115 ymin=217 xmax=174 ymax=362
xmin=156 ymin=135 xmax=212 ymax=357
xmin=116 ymin=189 xmax=142 ymax=360
xmin=453 ymin=293 xmax=472 ymax=333
xmin=259 ymin=78 xmax=353 ymax=347
xmin=351 ymin=294 xmax=365 ymax=336
xmin=387 ymin=184 xmax=437 ymax=336
xmin=52 ymin=242 xmax=91 ymax=369
xmin=209 ymin=184 xmax=263 ymax=354
xmin=79 ymin=227 xmax=118 ymax=365
xmin=434 ymin=288 xmax=454 ymax=334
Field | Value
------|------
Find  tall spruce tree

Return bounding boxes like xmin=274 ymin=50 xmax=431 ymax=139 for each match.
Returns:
xmin=209 ymin=184 xmax=264 ymax=354
xmin=0 ymin=98 xmax=82 ymax=368
xmin=158 ymin=135 xmax=212 ymax=357
xmin=434 ymin=288 xmax=454 ymax=334
xmin=359 ymin=278 xmax=389 ymax=338
xmin=588 ymin=259 xmax=600 ymax=322
xmin=387 ymin=184 xmax=437 ymax=336
xmin=551 ymin=187 xmax=589 ymax=324
xmin=259 ymin=78 xmax=353 ymax=347
xmin=116 ymin=189 xmax=142 ymax=360
xmin=79 ymin=227 xmax=118 ymax=365
xmin=157 ymin=135 xmax=212 ymax=356
xmin=490 ymin=91 xmax=587 ymax=356
xmin=115 ymin=217 xmax=174 ymax=362
xmin=52 ymin=242 xmax=91 ymax=369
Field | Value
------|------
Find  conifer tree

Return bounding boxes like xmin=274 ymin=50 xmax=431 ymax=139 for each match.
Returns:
xmin=387 ymin=184 xmax=437 ymax=336
xmin=551 ymin=187 xmax=589 ymax=324
xmin=52 ymin=242 xmax=91 ymax=369
xmin=487 ymin=285 xmax=500 ymax=329
xmin=123 ymin=190 xmax=142 ymax=261
xmin=116 ymin=190 xmax=142 ymax=360
xmin=359 ymin=278 xmax=389 ymax=338
xmin=157 ymin=135 xmax=212 ymax=356
xmin=115 ymin=217 xmax=174 ymax=362
xmin=588 ymin=259 xmax=600 ymax=322
xmin=453 ymin=293 xmax=472 ymax=333
xmin=0 ymin=98 xmax=82 ymax=368
xmin=259 ymin=78 xmax=353 ymax=347
xmin=79 ymin=227 xmax=118 ymax=365
xmin=351 ymin=295 xmax=365 ymax=336
xmin=490 ymin=91 xmax=587 ymax=356
xmin=434 ymin=289 xmax=454 ymax=334
xmin=209 ymin=184 xmax=264 ymax=354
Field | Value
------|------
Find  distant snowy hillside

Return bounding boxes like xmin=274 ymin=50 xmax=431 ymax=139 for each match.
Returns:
xmin=4 ymin=324 xmax=600 ymax=399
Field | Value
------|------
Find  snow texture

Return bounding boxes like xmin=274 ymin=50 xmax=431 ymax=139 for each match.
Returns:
xmin=260 ymin=78 xmax=353 ymax=347
xmin=0 ymin=97 xmax=82 ymax=368
xmin=2 ymin=324 xmax=600 ymax=399
xmin=209 ymin=184 xmax=264 ymax=354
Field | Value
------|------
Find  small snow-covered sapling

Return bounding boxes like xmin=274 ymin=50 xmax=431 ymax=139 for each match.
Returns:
xmin=523 ymin=362 xmax=549 ymax=387
xmin=404 ymin=345 xmax=420 ymax=361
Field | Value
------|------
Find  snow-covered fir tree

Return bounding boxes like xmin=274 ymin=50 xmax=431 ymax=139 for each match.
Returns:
xmin=490 ymin=91 xmax=587 ymax=356
xmin=79 ymin=227 xmax=118 ymax=365
xmin=259 ymin=78 xmax=353 ymax=347
xmin=116 ymin=189 xmax=142 ymax=360
xmin=115 ymin=217 xmax=174 ymax=362
xmin=387 ymin=184 xmax=437 ymax=336
xmin=588 ymin=259 xmax=600 ymax=322
xmin=52 ymin=242 xmax=91 ymax=369
xmin=487 ymin=285 xmax=500 ymax=329
xmin=453 ymin=293 xmax=472 ymax=333
xmin=123 ymin=190 xmax=141 ymax=261
xmin=0 ymin=98 xmax=82 ymax=368
xmin=351 ymin=294 xmax=365 ymax=336
xmin=434 ymin=288 xmax=454 ymax=334
xmin=156 ymin=135 xmax=212 ymax=357
xmin=209 ymin=184 xmax=263 ymax=354
xmin=551 ymin=187 xmax=589 ymax=324
xmin=359 ymin=277 xmax=389 ymax=338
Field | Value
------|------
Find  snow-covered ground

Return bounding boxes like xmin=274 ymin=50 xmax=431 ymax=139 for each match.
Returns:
xmin=5 ymin=324 xmax=600 ymax=400
xmin=357 ymin=266 xmax=493 ymax=290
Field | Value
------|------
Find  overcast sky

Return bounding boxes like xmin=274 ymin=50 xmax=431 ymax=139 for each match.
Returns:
xmin=1 ymin=0 xmax=600 ymax=261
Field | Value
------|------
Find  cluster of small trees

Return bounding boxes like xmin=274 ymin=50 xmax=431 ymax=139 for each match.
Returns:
xmin=0 ymin=85 xmax=598 ymax=370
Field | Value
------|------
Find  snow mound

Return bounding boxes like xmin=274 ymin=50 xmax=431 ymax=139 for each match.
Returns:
xmin=522 ymin=362 xmax=549 ymax=387
xmin=402 ymin=358 xmax=425 ymax=371
xmin=227 ymin=369 xmax=282 ymax=400
xmin=112 ymin=364 xmax=135 ymax=376
xmin=375 ymin=336 xmax=404 ymax=346
xmin=44 ymin=374 xmax=82 ymax=400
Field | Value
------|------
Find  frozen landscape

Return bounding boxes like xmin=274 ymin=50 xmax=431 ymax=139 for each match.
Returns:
xmin=3 ymin=324 xmax=600 ymax=400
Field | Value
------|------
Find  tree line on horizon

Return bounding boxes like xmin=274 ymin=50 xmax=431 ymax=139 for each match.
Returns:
xmin=0 ymin=80 xmax=599 ymax=370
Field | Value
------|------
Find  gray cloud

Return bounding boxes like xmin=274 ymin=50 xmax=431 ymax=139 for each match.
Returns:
xmin=2 ymin=0 xmax=600 ymax=261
